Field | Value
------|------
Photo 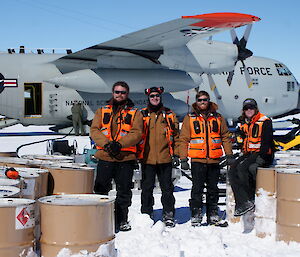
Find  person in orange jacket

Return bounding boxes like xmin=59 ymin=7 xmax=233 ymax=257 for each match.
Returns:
xmin=229 ymin=98 xmax=274 ymax=217
xmin=138 ymin=87 xmax=180 ymax=227
xmin=90 ymin=81 xmax=143 ymax=232
xmin=179 ymin=90 xmax=233 ymax=226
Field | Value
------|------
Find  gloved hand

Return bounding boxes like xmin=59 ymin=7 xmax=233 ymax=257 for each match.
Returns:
xmin=180 ymin=158 xmax=190 ymax=170
xmin=172 ymin=155 xmax=180 ymax=168
xmin=104 ymin=141 xmax=122 ymax=157
xmin=256 ymin=155 xmax=265 ymax=166
xmin=226 ymin=154 xmax=236 ymax=166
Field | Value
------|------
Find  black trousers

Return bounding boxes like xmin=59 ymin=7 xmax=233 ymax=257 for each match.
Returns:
xmin=94 ymin=160 xmax=134 ymax=224
xmin=228 ymin=153 xmax=259 ymax=208
xmin=141 ymin=163 xmax=175 ymax=215
xmin=189 ymin=162 xmax=220 ymax=216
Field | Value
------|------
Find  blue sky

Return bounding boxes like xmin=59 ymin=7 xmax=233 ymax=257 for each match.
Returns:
xmin=1 ymin=0 xmax=299 ymax=80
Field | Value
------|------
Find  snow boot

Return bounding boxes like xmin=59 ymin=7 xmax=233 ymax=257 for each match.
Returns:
xmin=242 ymin=209 xmax=255 ymax=233
xmin=208 ymin=215 xmax=228 ymax=227
xmin=191 ymin=208 xmax=203 ymax=227
xmin=207 ymin=209 xmax=228 ymax=227
xmin=162 ymin=211 xmax=175 ymax=228
xmin=119 ymin=221 xmax=131 ymax=232
xmin=234 ymin=200 xmax=255 ymax=217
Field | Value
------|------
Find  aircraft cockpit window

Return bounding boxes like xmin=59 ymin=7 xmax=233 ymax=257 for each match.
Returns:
xmin=275 ymin=63 xmax=292 ymax=76
xmin=287 ymin=81 xmax=295 ymax=91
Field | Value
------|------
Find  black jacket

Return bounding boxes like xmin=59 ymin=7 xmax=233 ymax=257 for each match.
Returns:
xmin=238 ymin=117 xmax=274 ymax=165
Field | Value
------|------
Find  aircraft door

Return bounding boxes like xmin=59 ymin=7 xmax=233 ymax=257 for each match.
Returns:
xmin=24 ymin=83 xmax=42 ymax=117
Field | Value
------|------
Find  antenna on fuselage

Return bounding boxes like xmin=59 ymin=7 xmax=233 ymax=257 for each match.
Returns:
xmin=37 ymin=49 xmax=44 ymax=54
xmin=19 ymin=46 xmax=25 ymax=54
xmin=8 ymin=48 xmax=16 ymax=54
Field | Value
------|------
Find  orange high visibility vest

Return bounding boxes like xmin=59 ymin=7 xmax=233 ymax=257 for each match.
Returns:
xmin=96 ymin=105 xmax=137 ymax=153
xmin=188 ymin=113 xmax=223 ymax=159
xmin=137 ymin=108 xmax=175 ymax=159
xmin=239 ymin=112 xmax=270 ymax=153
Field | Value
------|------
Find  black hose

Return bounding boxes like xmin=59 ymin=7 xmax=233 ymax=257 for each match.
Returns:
xmin=16 ymin=128 xmax=74 ymax=158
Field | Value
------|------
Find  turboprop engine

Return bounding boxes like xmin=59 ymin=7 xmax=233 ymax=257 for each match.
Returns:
xmin=159 ymin=38 xmax=238 ymax=75
xmin=45 ymin=68 xmax=200 ymax=93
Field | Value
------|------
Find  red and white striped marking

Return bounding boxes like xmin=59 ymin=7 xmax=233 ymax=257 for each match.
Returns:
xmin=2 ymin=79 xmax=18 ymax=87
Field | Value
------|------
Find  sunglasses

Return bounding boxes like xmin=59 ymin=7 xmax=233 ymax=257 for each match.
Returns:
xmin=243 ymin=105 xmax=256 ymax=111
xmin=149 ymin=94 xmax=161 ymax=98
xmin=114 ymin=90 xmax=127 ymax=95
xmin=197 ymin=98 xmax=209 ymax=102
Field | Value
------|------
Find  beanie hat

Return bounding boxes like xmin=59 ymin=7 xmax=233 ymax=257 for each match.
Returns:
xmin=243 ymin=98 xmax=258 ymax=109
xmin=144 ymin=87 xmax=164 ymax=96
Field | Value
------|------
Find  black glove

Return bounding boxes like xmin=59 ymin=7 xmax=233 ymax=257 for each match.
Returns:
xmin=226 ymin=154 xmax=236 ymax=166
xmin=256 ymin=155 xmax=265 ymax=166
xmin=180 ymin=158 xmax=190 ymax=170
xmin=172 ymin=155 xmax=180 ymax=168
xmin=104 ymin=141 xmax=122 ymax=157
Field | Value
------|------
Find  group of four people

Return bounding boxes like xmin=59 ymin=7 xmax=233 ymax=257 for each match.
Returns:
xmin=90 ymin=81 xmax=274 ymax=232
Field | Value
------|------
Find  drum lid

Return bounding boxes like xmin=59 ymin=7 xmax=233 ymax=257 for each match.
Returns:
xmin=18 ymin=171 xmax=39 ymax=178
xmin=0 ymin=197 xmax=35 ymax=207
xmin=276 ymin=168 xmax=300 ymax=174
xmin=15 ymin=167 xmax=48 ymax=174
xmin=0 ymin=178 xmax=20 ymax=186
xmin=0 ymin=186 xmax=20 ymax=197
xmin=38 ymin=194 xmax=115 ymax=206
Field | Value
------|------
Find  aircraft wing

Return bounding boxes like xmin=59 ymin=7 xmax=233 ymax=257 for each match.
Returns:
xmin=55 ymin=12 xmax=260 ymax=68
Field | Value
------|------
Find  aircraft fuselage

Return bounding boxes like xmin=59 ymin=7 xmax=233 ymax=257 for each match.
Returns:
xmin=0 ymin=53 xmax=298 ymax=126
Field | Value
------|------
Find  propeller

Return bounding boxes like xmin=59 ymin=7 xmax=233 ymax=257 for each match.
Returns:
xmin=206 ymin=73 xmax=228 ymax=113
xmin=227 ymin=24 xmax=254 ymax=88
xmin=199 ymin=72 xmax=221 ymax=99
xmin=207 ymin=74 xmax=216 ymax=92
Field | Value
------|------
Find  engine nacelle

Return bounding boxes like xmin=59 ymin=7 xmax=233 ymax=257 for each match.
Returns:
xmin=159 ymin=37 xmax=238 ymax=74
xmin=45 ymin=68 xmax=198 ymax=93
xmin=186 ymin=37 xmax=238 ymax=74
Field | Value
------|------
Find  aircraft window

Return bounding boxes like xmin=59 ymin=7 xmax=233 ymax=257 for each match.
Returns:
xmin=24 ymin=90 xmax=31 ymax=99
xmin=263 ymin=97 xmax=275 ymax=104
xmin=287 ymin=81 xmax=295 ymax=91
xmin=275 ymin=63 xmax=292 ymax=76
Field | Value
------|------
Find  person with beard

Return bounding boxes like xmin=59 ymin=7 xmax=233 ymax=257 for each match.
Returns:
xmin=228 ymin=98 xmax=274 ymax=217
xmin=90 ymin=81 xmax=143 ymax=232
xmin=179 ymin=90 xmax=233 ymax=227
xmin=138 ymin=87 xmax=179 ymax=227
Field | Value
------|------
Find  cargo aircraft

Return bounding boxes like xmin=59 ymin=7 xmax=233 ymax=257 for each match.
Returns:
xmin=0 ymin=12 xmax=299 ymax=131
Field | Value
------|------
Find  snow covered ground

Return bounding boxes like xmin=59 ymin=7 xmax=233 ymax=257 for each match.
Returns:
xmin=1 ymin=124 xmax=300 ymax=257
